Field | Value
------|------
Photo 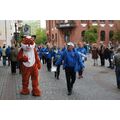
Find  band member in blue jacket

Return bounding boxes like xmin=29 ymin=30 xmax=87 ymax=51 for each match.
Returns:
xmin=53 ymin=47 xmax=62 ymax=79
xmin=61 ymin=42 xmax=67 ymax=52
xmin=77 ymin=41 xmax=87 ymax=79
xmin=44 ymin=43 xmax=53 ymax=72
xmin=40 ymin=45 xmax=46 ymax=64
xmin=55 ymin=42 xmax=84 ymax=95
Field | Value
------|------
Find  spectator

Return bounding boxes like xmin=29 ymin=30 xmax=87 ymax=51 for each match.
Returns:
xmin=91 ymin=43 xmax=99 ymax=66
xmin=0 ymin=46 xmax=2 ymax=60
xmin=2 ymin=45 xmax=6 ymax=66
xmin=10 ymin=46 xmax=18 ymax=74
xmin=6 ymin=46 xmax=11 ymax=66
xmin=113 ymin=47 xmax=120 ymax=89
xmin=98 ymin=42 xmax=105 ymax=66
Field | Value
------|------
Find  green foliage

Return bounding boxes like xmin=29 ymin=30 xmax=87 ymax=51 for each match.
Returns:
xmin=35 ymin=28 xmax=47 ymax=45
xmin=113 ymin=31 xmax=120 ymax=41
xmin=84 ymin=26 xmax=98 ymax=43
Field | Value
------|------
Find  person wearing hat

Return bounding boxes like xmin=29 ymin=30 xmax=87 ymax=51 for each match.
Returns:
xmin=55 ymin=42 xmax=84 ymax=95
xmin=113 ymin=47 xmax=120 ymax=89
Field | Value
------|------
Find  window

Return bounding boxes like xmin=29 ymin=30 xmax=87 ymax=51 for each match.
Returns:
xmin=81 ymin=31 xmax=86 ymax=41
xmin=109 ymin=31 xmax=114 ymax=41
xmin=81 ymin=20 xmax=87 ymax=23
xmin=81 ymin=31 xmax=85 ymax=37
xmin=52 ymin=34 xmax=54 ymax=40
xmin=60 ymin=20 xmax=64 ymax=24
xmin=64 ymin=31 xmax=70 ymax=42
xmin=100 ymin=20 xmax=105 ymax=23
xmin=100 ymin=31 xmax=105 ymax=41
xmin=92 ymin=20 xmax=97 ymax=23
xmin=109 ymin=20 xmax=113 ymax=24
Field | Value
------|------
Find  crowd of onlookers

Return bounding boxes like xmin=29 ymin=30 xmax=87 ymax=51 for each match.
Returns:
xmin=91 ymin=41 xmax=117 ymax=69
xmin=0 ymin=44 xmax=19 ymax=74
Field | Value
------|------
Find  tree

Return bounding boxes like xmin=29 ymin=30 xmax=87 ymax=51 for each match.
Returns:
xmin=84 ymin=26 xmax=98 ymax=43
xmin=113 ymin=31 xmax=120 ymax=41
xmin=113 ymin=21 xmax=120 ymax=41
xmin=35 ymin=28 xmax=47 ymax=45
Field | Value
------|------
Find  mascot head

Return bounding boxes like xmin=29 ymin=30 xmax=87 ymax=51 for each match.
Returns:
xmin=21 ymin=36 xmax=35 ymax=51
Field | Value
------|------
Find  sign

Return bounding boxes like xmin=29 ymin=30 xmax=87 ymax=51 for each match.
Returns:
xmin=23 ymin=24 xmax=31 ymax=35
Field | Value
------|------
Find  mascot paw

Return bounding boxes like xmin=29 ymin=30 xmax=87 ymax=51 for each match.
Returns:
xmin=20 ymin=89 xmax=30 ymax=95
xmin=23 ymin=55 xmax=29 ymax=62
xmin=32 ymin=89 xmax=41 ymax=96
xmin=37 ymin=65 xmax=41 ymax=69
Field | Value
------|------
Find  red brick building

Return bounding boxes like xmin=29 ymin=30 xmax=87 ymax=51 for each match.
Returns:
xmin=46 ymin=20 xmax=114 ymax=47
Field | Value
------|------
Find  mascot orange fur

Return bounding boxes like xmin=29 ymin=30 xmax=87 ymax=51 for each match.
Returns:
xmin=17 ymin=36 xmax=41 ymax=96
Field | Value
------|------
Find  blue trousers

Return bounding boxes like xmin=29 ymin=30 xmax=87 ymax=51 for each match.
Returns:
xmin=2 ymin=56 xmax=6 ymax=66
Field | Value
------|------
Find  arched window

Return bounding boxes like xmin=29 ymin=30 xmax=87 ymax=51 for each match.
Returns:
xmin=109 ymin=31 xmax=114 ymax=41
xmin=81 ymin=31 xmax=85 ymax=41
xmin=52 ymin=34 xmax=54 ymax=40
xmin=81 ymin=20 xmax=87 ymax=23
xmin=64 ymin=31 xmax=70 ymax=42
xmin=100 ymin=31 xmax=105 ymax=41
xmin=100 ymin=20 xmax=105 ymax=23
xmin=81 ymin=31 xmax=85 ymax=37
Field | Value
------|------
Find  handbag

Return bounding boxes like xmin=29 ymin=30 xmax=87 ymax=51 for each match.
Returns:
xmin=51 ymin=65 xmax=57 ymax=72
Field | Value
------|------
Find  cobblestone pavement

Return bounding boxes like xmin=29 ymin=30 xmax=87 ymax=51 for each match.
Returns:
xmin=0 ymin=54 xmax=120 ymax=100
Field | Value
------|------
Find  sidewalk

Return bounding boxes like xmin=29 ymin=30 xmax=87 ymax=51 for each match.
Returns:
xmin=0 ymin=55 xmax=120 ymax=100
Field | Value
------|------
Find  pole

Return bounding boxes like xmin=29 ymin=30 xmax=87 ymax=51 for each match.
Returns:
xmin=5 ymin=20 xmax=7 ymax=45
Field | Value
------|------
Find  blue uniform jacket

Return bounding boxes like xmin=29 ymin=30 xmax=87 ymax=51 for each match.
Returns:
xmin=38 ymin=47 xmax=46 ymax=59
xmin=77 ymin=47 xmax=87 ymax=55
xmin=44 ymin=48 xmax=53 ymax=59
xmin=55 ymin=49 xmax=84 ymax=72
xmin=6 ymin=47 xmax=11 ymax=57
xmin=76 ymin=47 xmax=87 ymax=62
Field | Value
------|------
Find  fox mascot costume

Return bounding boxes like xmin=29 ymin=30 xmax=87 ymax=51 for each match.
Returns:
xmin=17 ymin=36 xmax=41 ymax=96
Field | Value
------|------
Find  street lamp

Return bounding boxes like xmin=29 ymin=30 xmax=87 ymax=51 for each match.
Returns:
xmin=5 ymin=20 xmax=7 ymax=45
xmin=15 ymin=23 xmax=17 ymax=33
xmin=14 ymin=22 xmax=20 ymax=42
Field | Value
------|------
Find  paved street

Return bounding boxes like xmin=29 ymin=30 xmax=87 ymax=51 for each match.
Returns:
xmin=0 ymin=54 xmax=120 ymax=100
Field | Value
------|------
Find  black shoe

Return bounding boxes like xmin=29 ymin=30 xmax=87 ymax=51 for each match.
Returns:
xmin=67 ymin=92 xmax=72 ymax=95
xmin=67 ymin=90 xmax=72 ymax=95
xmin=57 ymin=76 xmax=59 ymax=80
xmin=117 ymin=86 xmax=120 ymax=89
